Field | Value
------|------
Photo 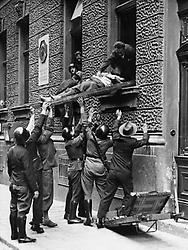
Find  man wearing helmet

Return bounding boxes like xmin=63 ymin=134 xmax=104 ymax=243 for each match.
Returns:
xmin=96 ymin=109 xmax=149 ymax=228
xmin=81 ymin=108 xmax=113 ymax=226
xmin=7 ymin=126 xmax=39 ymax=243
xmin=7 ymin=102 xmax=50 ymax=243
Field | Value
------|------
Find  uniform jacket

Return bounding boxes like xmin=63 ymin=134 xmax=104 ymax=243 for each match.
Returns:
xmin=111 ymin=119 xmax=149 ymax=172
xmin=26 ymin=114 xmax=46 ymax=171
xmin=37 ymin=117 xmax=57 ymax=170
xmin=7 ymin=145 xmax=38 ymax=192
xmin=86 ymin=126 xmax=113 ymax=160
xmin=99 ymin=51 xmax=136 ymax=81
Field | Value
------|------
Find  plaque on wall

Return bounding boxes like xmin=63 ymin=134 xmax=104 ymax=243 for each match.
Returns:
xmin=38 ymin=34 xmax=49 ymax=86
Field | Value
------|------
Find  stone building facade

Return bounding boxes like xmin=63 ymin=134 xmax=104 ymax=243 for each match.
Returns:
xmin=0 ymin=0 xmax=188 ymax=216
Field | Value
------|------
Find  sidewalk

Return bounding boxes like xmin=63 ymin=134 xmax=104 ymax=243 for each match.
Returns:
xmin=1 ymin=183 xmax=188 ymax=250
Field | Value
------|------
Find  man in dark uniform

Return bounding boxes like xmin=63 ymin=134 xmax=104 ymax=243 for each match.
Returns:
xmin=26 ymin=102 xmax=50 ymax=233
xmin=97 ymin=41 xmax=136 ymax=83
xmin=97 ymin=109 xmax=149 ymax=228
xmin=62 ymin=99 xmax=87 ymax=224
xmin=37 ymin=104 xmax=58 ymax=227
xmin=7 ymin=127 xmax=39 ymax=243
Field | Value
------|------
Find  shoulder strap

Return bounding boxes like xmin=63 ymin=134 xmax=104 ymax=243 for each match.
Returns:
xmin=91 ymin=132 xmax=108 ymax=168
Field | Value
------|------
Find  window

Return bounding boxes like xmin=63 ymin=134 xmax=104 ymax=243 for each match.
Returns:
xmin=116 ymin=0 xmax=136 ymax=48
xmin=17 ymin=15 xmax=29 ymax=104
xmin=0 ymin=30 xmax=7 ymax=108
xmin=64 ymin=0 xmax=82 ymax=78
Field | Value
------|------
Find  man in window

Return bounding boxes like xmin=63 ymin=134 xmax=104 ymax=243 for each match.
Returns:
xmin=97 ymin=41 xmax=136 ymax=84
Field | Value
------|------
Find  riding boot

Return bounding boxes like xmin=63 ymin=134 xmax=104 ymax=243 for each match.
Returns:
xmin=68 ymin=201 xmax=83 ymax=224
xmin=83 ymin=199 xmax=93 ymax=226
xmin=17 ymin=216 xmax=36 ymax=243
xmin=96 ymin=218 xmax=105 ymax=229
xmin=9 ymin=213 xmax=18 ymax=240
xmin=89 ymin=199 xmax=92 ymax=216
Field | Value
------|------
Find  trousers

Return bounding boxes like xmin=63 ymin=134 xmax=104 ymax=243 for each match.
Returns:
xmin=97 ymin=169 xmax=133 ymax=219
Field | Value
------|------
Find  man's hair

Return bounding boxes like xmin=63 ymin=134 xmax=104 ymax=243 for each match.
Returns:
xmin=113 ymin=41 xmax=125 ymax=49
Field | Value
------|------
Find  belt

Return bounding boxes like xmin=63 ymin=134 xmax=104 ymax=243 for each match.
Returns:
xmin=86 ymin=154 xmax=99 ymax=159
xmin=70 ymin=158 xmax=83 ymax=162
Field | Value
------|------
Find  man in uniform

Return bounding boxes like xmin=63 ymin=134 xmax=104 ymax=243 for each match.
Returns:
xmin=37 ymin=104 xmax=58 ymax=227
xmin=97 ymin=109 xmax=149 ymax=228
xmin=7 ymin=127 xmax=39 ymax=243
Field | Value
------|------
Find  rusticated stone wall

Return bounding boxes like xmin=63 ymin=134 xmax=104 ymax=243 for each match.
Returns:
xmin=29 ymin=0 xmax=64 ymax=102
xmin=82 ymin=0 xmax=164 ymax=133
xmin=136 ymin=0 xmax=164 ymax=132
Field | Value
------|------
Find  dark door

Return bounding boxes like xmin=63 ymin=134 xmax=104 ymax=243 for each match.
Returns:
xmin=176 ymin=41 xmax=188 ymax=219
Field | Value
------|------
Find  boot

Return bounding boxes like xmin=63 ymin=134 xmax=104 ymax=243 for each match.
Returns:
xmin=17 ymin=216 xmax=36 ymax=243
xmin=9 ymin=213 xmax=18 ymax=240
xmin=89 ymin=199 xmax=92 ymax=216
xmin=68 ymin=201 xmax=83 ymax=224
xmin=83 ymin=200 xmax=93 ymax=227
xmin=96 ymin=218 xmax=105 ymax=229
xmin=42 ymin=211 xmax=57 ymax=227
xmin=31 ymin=224 xmax=44 ymax=233
xmin=64 ymin=212 xmax=69 ymax=220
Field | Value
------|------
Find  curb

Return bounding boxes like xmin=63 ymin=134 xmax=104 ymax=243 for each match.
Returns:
xmin=0 ymin=235 xmax=19 ymax=250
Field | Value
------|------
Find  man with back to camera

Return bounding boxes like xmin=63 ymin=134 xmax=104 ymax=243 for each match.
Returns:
xmin=7 ymin=127 xmax=39 ymax=243
xmin=97 ymin=109 xmax=149 ymax=228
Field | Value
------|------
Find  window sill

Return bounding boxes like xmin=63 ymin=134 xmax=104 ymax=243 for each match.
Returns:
xmin=53 ymin=82 xmax=139 ymax=111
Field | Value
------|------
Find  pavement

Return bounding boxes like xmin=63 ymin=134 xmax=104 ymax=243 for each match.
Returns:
xmin=1 ymin=184 xmax=188 ymax=250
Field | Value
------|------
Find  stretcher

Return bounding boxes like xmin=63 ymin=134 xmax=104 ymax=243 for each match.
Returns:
xmin=104 ymin=191 xmax=179 ymax=233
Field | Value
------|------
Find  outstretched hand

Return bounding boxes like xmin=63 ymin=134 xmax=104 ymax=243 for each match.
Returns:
xmin=30 ymin=106 xmax=35 ymax=115
xmin=116 ymin=109 xmax=122 ymax=120
xmin=77 ymin=97 xmax=84 ymax=106
xmin=41 ymin=102 xmax=50 ymax=115
xmin=142 ymin=123 xmax=148 ymax=133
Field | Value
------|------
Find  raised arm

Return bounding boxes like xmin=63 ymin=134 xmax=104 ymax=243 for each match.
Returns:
xmin=134 ymin=123 xmax=149 ymax=148
xmin=26 ymin=102 xmax=49 ymax=144
xmin=38 ymin=105 xmax=54 ymax=144
xmin=112 ymin=109 xmax=122 ymax=140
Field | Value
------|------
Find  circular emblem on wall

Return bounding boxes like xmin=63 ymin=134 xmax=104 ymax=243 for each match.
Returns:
xmin=39 ymin=40 xmax=47 ymax=63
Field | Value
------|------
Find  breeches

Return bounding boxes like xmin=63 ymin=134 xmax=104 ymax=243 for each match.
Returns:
xmin=81 ymin=165 xmax=107 ymax=200
xmin=97 ymin=169 xmax=132 ymax=219
xmin=42 ymin=168 xmax=53 ymax=212
xmin=68 ymin=170 xmax=82 ymax=203
xmin=32 ymin=169 xmax=43 ymax=224
xmin=9 ymin=183 xmax=32 ymax=218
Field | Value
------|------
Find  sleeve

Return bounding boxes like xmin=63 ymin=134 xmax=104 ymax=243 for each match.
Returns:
xmin=133 ymin=133 xmax=149 ymax=149
xmin=99 ymin=55 xmax=112 ymax=73
xmin=27 ymin=114 xmax=46 ymax=144
xmin=38 ymin=117 xmax=54 ymax=144
xmin=112 ymin=119 xmax=121 ymax=140
xmin=7 ymin=148 xmax=12 ymax=178
xmin=72 ymin=133 xmax=84 ymax=147
xmin=22 ymin=150 xmax=38 ymax=192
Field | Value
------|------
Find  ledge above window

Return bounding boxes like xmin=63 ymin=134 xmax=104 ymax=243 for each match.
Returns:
xmin=0 ymin=108 xmax=8 ymax=123
xmin=11 ymin=104 xmax=31 ymax=121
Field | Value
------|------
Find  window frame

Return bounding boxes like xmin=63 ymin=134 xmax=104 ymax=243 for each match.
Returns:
xmin=17 ymin=15 xmax=29 ymax=105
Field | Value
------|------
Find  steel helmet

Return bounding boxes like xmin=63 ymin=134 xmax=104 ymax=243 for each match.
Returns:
xmin=95 ymin=125 xmax=109 ymax=140
xmin=13 ymin=127 xmax=30 ymax=145
xmin=62 ymin=127 xmax=72 ymax=140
